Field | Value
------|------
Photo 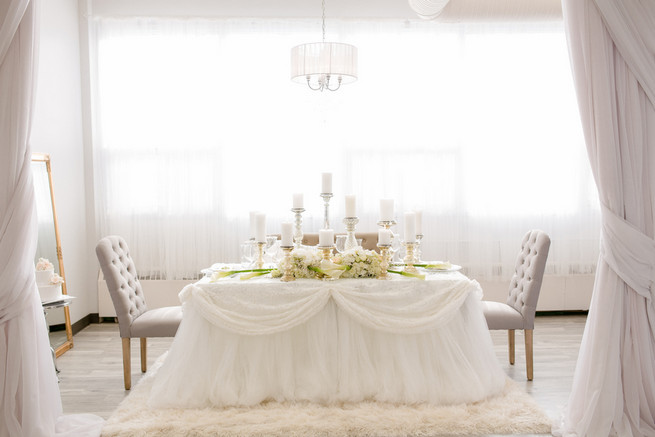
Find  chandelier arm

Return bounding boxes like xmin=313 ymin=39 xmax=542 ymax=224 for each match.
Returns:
xmin=306 ymin=76 xmax=324 ymax=91
xmin=327 ymin=75 xmax=342 ymax=92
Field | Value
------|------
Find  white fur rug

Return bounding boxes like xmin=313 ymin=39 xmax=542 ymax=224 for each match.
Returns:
xmin=103 ymin=359 xmax=551 ymax=437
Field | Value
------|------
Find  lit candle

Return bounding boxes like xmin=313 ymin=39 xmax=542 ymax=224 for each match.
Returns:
xmin=345 ymin=194 xmax=356 ymax=217
xmin=378 ymin=228 xmax=391 ymax=245
xmin=249 ymin=211 xmax=258 ymax=239
xmin=281 ymin=222 xmax=293 ymax=247
xmin=255 ymin=213 xmax=266 ymax=243
xmin=322 ymin=172 xmax=332 ymax=194
xmin=293 ymin=193 xmax=304 ymax=209
xmin=415 ymin=210 xmax=423 ymax=235
xmin=319 ymin=228 xmax=334 ymax=247
xmin=380 ymin=199 xmax=394 ymax=222
xmin=404 ymin=212 xmax=416 ymax=243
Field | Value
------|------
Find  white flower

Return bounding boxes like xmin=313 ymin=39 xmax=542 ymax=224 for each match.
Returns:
xmin=49 ymin=274 xmax=65 ymax=285
xmin=333 ymin=248 xmax=382 ymax=278
xmin=36 ymin=258 xmax=54 ymax=271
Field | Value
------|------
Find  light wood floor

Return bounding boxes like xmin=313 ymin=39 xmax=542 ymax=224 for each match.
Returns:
xmin=56 ymin=314 xmax=586 ymax=436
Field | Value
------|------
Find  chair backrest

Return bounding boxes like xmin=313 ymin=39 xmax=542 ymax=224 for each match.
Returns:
xmin=96 ymin=236 xmax=147 ymax=337
xmin=302 ymin=232 xmax=379 ymax=251
xmin=506 ymin=230 xmax=550 ymax=329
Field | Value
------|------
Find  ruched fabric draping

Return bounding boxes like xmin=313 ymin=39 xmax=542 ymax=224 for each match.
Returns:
xmin=0 ymin=1 xmax=103 ymax=435
xmin=179 ymin=275 xmax=477 ymax=335
xmin=149 ymin=275 xmax=506 ymax=408
xmin=558 ymin=0 xmax=655 ymax=436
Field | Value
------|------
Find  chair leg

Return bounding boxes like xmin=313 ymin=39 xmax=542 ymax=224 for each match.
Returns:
xmin=525 ymin=329 xmax=534 ymax=381
xmin=140 ymin=338 xmax=147 ymax=373
xmin=122 ymin=337 xmax=131 ymax=390
xmin=508 ymin=330 xmax=515 ymax=365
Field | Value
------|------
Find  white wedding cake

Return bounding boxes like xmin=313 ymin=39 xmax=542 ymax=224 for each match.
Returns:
xmin=35 ymin=258 xmax=64 ymax=303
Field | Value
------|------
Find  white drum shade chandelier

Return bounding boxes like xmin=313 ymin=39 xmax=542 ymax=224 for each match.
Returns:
xmin=290 ymin=0 xmax=358 ymax=92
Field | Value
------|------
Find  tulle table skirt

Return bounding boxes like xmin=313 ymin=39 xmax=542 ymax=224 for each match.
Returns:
xmin=148 ymin=273 xmax=505 ymax=408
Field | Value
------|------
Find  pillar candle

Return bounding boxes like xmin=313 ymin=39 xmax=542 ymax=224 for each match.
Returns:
xmin=249 ymin=211 xmax=258 ymax=239
xmin=281 ymin=222 xmax=293 ymax=246
xmin=345 ymin=194 xmax=356 ymax=217
xmin=293 ymin=193 xmax=303 ymax=209
xmin=380 ymin=199 xmax=394 ymax=221
xmin=319 ymin=228 xmax=334 ymax=247
xmin=404 ymin=212 xmax=416 ymax=243
xmin=255 ymin=213 xmax=266 ymax=243
xmin=378 ymin=228 xmax=391 ymax=245
xmin=415 ymin=210 xmax=423 ymax=235
xmin=322 ymin=172 xmax=332 ymax=194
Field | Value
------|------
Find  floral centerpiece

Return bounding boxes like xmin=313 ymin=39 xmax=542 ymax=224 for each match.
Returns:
xmin=332 ymin=248 xmax=382 ymax=278
xmin=210 ymin=247 xmax=424 ymax=281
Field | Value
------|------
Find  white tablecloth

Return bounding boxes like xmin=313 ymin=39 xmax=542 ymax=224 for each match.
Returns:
xmin=148 ymin=272 xmax=506 ymax=408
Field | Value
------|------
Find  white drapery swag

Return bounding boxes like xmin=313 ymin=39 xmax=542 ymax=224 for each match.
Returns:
xmin=0 ymin=1 xmax=103 ymax=435
xmin=149 ymin=275 xmax=506 ymax=408
xmin=557 ymin=0 xmax=655 ymax=436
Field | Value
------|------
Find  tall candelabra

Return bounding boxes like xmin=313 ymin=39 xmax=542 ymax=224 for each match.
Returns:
xmin=377 ymin=220 xmax=398 ymax=261
xmin=343 ymin=216 xmax=359 ymax=251
xmin=377 ymin=244 xmax=391 ymax=280
xmin=291 ymin=207 xmax=305 ymax=247
xmin=320 ymin=193 xmax=333 ymax=229
xmin=280 ymin=245 xmax=295 ymax=282
xmin=402 ymin=241 xmax=418 ymax=274
xmin=255 ymin=241 xmax=266 ymax=269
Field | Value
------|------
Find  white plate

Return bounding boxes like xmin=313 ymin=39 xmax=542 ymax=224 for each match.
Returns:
xmin=424 ymin=264 xmax=461 ymax=272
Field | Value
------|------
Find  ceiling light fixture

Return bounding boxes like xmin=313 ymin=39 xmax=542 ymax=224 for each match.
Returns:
xmin=290 ymin=0 xmax=358 ymax=92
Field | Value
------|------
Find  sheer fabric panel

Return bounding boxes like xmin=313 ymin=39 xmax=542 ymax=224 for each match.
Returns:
xmin=0 ymin=1 xmax=103 ymax=435
xmin=558 ymin=0 xmax=655 ymax=435
xmin=92 ymin=16 xmax=598 ymax=280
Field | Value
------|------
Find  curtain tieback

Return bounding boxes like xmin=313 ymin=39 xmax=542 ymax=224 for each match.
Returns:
xmin=601 ymin=203 xmax=655 ymax=301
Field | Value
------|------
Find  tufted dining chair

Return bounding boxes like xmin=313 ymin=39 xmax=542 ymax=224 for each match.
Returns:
xmin=481 ymin=230 xmax=550 ymax=381
xmin=302 ymin=232 xmax=379 ymax=251
xmin=96 ymin=236 xmax=182 ymax=390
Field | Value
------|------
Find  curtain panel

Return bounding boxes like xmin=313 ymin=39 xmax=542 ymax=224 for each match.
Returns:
xmin=91 ymin=16 xmax=599 ymax=281
xmin=559 ymin=0 xmax=655 ymax=435
xmin=0 ymin=0 xmax=103 ymax=435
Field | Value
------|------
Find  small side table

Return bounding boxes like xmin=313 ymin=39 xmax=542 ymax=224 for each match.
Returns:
xmin=42 ymin=296 xmax=74 ymax=377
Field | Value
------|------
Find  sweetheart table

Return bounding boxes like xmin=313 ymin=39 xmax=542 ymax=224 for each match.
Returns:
xmin=147 ymin=270 xmax=506 ymax=409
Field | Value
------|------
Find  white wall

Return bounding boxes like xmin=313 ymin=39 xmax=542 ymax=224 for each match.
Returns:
xmin=31 ymin=0 xmax=96 ymax=325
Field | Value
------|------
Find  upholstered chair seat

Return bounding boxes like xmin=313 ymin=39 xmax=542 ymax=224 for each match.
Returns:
xmin=96 ymin=235 xmax=182 ymax=389
xmin=482 ymin=230 xmax=550 ymax=381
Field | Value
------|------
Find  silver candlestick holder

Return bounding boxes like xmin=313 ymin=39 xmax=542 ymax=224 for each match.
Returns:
xmin=415 ymin=234 xmax=424 ymax=263
xmin=280 ymin=246 xmax=295 ymax=282
xmin=320 ymin=193 xmax=333 ymax=229
xmin=317 ymin=245 xmax=335 ymax=281
xmin=291 ymin=207 xmax=305 ymax=247
xmin=377 ymin=220 xmax=398 ymax=261
xmin=343 ymin=216 xmax=359 ymax=251
xmin=255 ymin=241 xmax=266 ymax=269
xmin=377 ymin=244 xmax=391 ymax=280
xmin=402 ymin=241 xmax=418 ymax=274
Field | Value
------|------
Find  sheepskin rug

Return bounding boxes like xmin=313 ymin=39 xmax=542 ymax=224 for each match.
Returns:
xmin=103 ymin=359 xmax=551 ymax=437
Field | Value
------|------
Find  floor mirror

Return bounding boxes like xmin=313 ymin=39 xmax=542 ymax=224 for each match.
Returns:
xmin=32 ymin=153 xmax=73 ymax=357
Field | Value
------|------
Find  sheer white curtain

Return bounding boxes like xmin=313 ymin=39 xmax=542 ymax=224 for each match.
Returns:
xmin=557 ymin=0 xmax=655 ymax=436
xmin=0 ymin=1 xmax=102 ymax=435
xmin=92 ymin=15 xmax=598 ymax=280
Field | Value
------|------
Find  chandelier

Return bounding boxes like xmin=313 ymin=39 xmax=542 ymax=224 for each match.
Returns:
xmin=290 ymin=0 xmax=358 ymax=92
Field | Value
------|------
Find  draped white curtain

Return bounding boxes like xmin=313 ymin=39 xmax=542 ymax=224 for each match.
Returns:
xmin=91 ymin=15 xmax=598 ymax=280
xmin=0 ymin=1 xmax=103 ymax=435
xmin=557 ymin=0 xmax=655 ymax=436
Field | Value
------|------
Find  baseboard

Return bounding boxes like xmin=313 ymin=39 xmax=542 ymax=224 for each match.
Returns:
xmin=71 ymin=313 xmax=98 ymax=335
xmin=535 ymin=310 xmax=588 ymax=317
